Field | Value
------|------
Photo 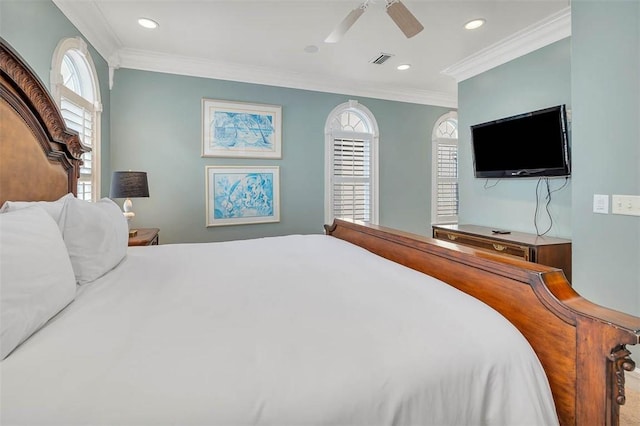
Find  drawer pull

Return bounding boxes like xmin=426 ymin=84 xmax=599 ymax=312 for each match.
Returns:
xmin=447 ymin=234 xmax=458 ymax=241
xmin=492 ymin=243 xmax=507 ymax=252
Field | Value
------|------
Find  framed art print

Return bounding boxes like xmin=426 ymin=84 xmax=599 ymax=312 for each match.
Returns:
xmin=205 ymin=166 xmax=280 ymax=227
xmin=202 ymin=99 xmax=282 ymax=158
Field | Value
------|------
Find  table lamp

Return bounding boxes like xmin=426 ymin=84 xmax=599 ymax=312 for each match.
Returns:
xmin=110 ymin=171 xmax=149 ymax=237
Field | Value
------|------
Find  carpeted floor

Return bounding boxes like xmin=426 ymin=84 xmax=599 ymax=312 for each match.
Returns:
xmin=620 ymin=369 xmax=640 ymax=426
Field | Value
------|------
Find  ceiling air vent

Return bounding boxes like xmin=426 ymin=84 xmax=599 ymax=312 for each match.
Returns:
xmin=369 ymin=53 xmax=394 ymax=65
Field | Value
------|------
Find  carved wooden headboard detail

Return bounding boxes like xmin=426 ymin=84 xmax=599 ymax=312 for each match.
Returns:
xmin=0 ymin=37 xmax=86 ymax=206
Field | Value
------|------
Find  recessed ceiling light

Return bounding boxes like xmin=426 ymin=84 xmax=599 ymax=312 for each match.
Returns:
xmin=397 ymin=64 xmax=411 ymax=71
xmin=138 ymin=18 xmax=159 ymax=29
xmin=464 ymin=19 xmax=485 ymax=30
xmin=304 ymin=45 xmax=319 ymax=54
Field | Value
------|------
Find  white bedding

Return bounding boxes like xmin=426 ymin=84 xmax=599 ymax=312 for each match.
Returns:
xmin=1 ymin=235 xmax=558 ymax=425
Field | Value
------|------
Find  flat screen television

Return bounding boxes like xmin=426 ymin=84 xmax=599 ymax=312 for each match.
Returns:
xmin=471 ymin=105 xmax=571 ymax=178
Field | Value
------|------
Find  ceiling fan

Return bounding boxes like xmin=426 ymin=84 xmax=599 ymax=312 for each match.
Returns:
xmin=325 ymin=0 xmax=424 ymax=43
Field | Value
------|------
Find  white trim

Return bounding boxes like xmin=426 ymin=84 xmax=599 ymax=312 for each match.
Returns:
xmin=441 ymin=7 xmax=571 ymax=83
xmin=108 ymin=58 xmax=120 ymax=91
xmin=52 ymin=0 xmax=455 ymax=106
xmin=115 ymin=48 xmax=457 ymax=108
xmin=50 ymin=37 xmax=86 ymax=105
xmin=52 ymin=0 xmax=121 ymax=62
xmin=52 ymin=1 xmax=570 ymax=106
xmin=324 ymin=101 xmax=379 ymax=225
xmin=51 ymin=37 xmax=102 ymax=106
xmin=51 ymin=37 xmax=103 ymax=201
xmin=431 ymin=111 xmax=458 ymax=140
xmin=431 ymin=111 xmax=458 ymax=226
xmin=52 ymin=0 xmax=456 ymax=105
xmin=324 ymin=101 xmax=380 ymax=142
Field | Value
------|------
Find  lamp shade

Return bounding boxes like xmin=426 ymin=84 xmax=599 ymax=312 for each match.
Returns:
xmin=110 ymin=171 xmax=149 ymax=199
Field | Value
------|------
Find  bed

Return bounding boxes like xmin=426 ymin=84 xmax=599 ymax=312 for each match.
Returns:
xmin=1 ymin=37 xmax=639 ymax=426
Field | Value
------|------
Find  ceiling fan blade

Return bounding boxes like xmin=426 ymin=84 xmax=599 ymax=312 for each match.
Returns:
xmin=386 ymin=0 xmax=424 ymax=38
xmin=325 ymin=6 xmax=366 ymax=43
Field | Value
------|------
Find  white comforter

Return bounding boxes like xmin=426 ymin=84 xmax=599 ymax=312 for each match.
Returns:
xmin=1 ymin=235 xmax=558 ymax=425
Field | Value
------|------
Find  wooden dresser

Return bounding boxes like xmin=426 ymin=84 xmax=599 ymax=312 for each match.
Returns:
xmin=432 ymin=224 xmax=572 ymax=282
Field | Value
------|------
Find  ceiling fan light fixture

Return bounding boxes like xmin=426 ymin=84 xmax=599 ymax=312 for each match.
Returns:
xmin=325 ymin=3 xmax=368 ymax=43
xmin=385 ymin=0 xmax=424 ymax=39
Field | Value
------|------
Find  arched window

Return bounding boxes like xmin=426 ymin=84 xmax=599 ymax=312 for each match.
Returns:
xmin=431 ymin=111 xmax=458 ymax=224
xmin=51 ymin=37 xmax=102 ymax=201
xmin=325 ymin=100 xmax=379 ymax=224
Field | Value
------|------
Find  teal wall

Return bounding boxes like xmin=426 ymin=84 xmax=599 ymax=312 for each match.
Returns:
xmin=458 ymin=38 xmax=572 ymax=238
xmin=111 ymin=69 xmax=450 ymax=243
xmin=458 ymin=2 xmax=639 ymax=358
xmin=0 ymin=0 xmax=111 ymax=197
xmin=570 ymin=0 xmax=639 ymax=324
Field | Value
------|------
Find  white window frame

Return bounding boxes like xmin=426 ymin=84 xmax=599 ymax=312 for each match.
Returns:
xmin=51 ymin=37 xmax=102 ymax=201
xmin=324 ymin=100 xmax=379 ymax=225
xmin=431 ymin=111 xmax=459 ymax=225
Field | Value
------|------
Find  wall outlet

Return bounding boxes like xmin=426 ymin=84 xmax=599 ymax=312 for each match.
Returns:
xmin=611 ymin=195 xmax=640 ymax=217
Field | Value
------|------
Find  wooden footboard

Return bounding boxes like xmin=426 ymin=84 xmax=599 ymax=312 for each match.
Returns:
xmin=326 ymin=219 xmax=640 ymax=426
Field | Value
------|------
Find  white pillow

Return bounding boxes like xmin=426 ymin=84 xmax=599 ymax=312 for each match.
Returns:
xmin=58 ymin=196 xmax=129 ymax=285
xmin=0 ymin=193 xmax=75 ymax=223
xmin=0 ymin=205 xmax=76 ymax=359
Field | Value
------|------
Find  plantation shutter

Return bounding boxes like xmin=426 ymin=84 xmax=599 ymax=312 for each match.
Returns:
xmin=435 ymin=139 xmax=458 ymax=223
xmin=61 ymin=93 xmax=94 ymax=201
xmin=332 ymin=136 xmax=372 ymax=222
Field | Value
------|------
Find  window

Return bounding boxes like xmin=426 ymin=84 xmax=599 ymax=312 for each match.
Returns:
xmin=431 ymin=112 xmax=458 ymax=224
xmin=325 ymin=100 xmax=379 ymax=224
xmin=51 ymin=37 xmax=102 ymax=201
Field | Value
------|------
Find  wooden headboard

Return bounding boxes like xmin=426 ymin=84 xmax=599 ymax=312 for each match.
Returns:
xmin=0 ymin=37 xmax=86 ymax=205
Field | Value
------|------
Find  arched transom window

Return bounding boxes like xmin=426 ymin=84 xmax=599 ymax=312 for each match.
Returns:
xmin=51 ymin=37 xmax=102 ymax=201
xmin=431 ymin=111 xmax=458 ymax=224
xmin=325 ymin=100 xmax=379 ymax=224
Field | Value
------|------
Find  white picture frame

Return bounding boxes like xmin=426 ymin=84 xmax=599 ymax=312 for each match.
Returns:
xmin=202 ymin=99 xmax=282 ymax=158
xmin=205 ymin=166 xmax=280 ymax=227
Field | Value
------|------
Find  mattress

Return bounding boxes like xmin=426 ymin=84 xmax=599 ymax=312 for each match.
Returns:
xmin=0 ymin=234 xmax=558 ymax=425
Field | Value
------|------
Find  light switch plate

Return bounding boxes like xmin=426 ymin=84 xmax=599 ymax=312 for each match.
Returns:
xmin=593 ymin=194 xmax=609 ymax=214
xmin=611 ymin=195 xmax=640 ymax=216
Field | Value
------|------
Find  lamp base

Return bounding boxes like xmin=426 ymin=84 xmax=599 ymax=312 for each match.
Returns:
xmin=129 ymin=229 xmax=138 ymax=237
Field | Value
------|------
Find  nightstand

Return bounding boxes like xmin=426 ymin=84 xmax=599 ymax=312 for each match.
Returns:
xmin=128 ymin=228 xmax=160 ymax=246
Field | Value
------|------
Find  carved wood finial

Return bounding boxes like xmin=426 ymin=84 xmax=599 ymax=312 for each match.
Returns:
xmin=609 ymin=345 xmax=636 ymax=405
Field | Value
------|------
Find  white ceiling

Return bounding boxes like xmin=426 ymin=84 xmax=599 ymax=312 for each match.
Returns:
xmin=53 ymin=0 xmax=571 ymax=107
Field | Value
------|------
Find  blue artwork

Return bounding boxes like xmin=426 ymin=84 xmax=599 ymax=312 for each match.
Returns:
xmin=202 ymin=99 xmax=281 ymax=159
xmin=211 ymin=112 xmax=274 ymax=151
xmin=213 ymin=172 xmax=274 ymax=219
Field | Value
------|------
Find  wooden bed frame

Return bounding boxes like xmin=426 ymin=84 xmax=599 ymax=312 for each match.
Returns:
xmin=326 ymin=220 xmax=639 ymax=425
xmin=2 ymin=37 xmax=639 ymax=426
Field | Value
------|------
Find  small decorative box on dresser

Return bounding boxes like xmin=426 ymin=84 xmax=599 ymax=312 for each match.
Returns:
xmin=128 ymin=228 xmax=160 ymax=247
xmin=432 ymin=224 xmax=572 ymax=282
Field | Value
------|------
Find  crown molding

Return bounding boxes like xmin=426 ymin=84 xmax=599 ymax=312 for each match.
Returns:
xmin=53 ymin=0 xmax=456 ymax=106
xmin=52 ymin=1 xmax=570 ymax=107
xmin=52 ymin=0 xmax=121 ymax=61
xmin=116 ymin=48 xmax=458 ymax=107
xmin=441 ymin=6 xmax=571 ymax=83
